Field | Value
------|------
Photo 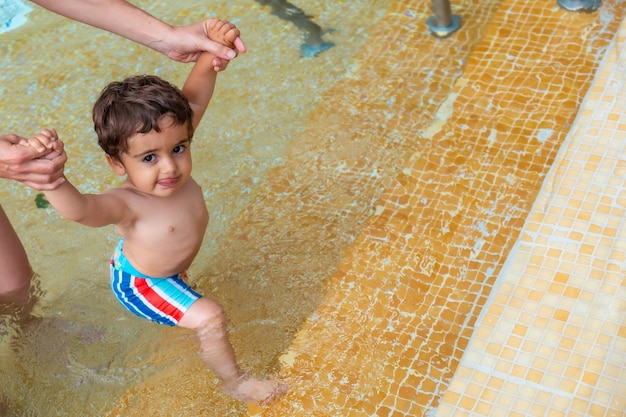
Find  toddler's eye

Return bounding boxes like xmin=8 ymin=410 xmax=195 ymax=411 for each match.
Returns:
xmin=173 ymin=145 xmax=186 ymax=154
xmin=143 ymin=154 xmax=156 ymax=163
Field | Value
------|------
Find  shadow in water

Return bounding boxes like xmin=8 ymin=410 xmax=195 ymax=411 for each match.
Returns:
xmin=254 ymin=0 xmax=335 ymax=57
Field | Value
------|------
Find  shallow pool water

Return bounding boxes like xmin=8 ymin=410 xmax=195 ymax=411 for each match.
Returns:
xmin=0 ymin=0 xmax=391 ymax=415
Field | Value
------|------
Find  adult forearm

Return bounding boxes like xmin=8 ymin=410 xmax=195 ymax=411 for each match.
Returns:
xmin=30 ymin=0 xmax=172 ymax=52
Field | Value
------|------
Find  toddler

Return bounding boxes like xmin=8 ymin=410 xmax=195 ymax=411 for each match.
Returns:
xmin=21 ymin=19 xmax=286 ymax=404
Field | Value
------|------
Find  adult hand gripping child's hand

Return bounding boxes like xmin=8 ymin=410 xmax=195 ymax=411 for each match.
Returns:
xmin=0 ymin=130 xmax=66 ymax=190
xmin=20 ymin=129 xmax=67 ymax=189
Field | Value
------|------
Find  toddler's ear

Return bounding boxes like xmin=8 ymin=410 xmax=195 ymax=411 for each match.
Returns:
xmin=105 ymin=154 xmax=126 ymax=176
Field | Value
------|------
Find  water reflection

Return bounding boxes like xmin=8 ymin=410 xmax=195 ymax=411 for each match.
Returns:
xmin=254 ymin=0 xmax=335 ymax=56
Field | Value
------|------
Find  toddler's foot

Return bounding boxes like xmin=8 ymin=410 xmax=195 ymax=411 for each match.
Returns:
xmin=226 ymin=376 xmax=288 ymax=404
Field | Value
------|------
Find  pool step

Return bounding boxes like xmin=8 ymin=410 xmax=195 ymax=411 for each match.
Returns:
xmin=250 ymin=0 xmax=626 ymax=415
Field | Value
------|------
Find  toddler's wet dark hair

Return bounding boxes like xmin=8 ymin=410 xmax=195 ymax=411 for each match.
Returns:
xmin=93 ymin=75 xmax=194 ymax=158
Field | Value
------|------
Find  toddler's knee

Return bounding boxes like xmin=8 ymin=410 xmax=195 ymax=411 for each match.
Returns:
xmin=188 ymin=298 xmax=227 ymax=331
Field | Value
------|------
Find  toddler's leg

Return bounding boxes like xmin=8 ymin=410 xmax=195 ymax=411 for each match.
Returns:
xmin=177 ymin=297 xmax=287 ymax=403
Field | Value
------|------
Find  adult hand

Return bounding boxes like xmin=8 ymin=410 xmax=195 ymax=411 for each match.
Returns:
xmin=0 ymin=133 xmax=66 ymax=190
xmin=162 ymin=19 xmax=247 ymax=66
xmin=30 ymin=0 xmax=246 ymax=65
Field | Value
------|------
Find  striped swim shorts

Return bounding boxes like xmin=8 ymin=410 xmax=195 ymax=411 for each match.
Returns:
xmin=109 ymin=239 xmax=202 ymax=326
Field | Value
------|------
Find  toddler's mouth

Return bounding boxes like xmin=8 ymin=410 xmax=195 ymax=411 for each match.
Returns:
xmin=157 ymin=177 xmax=178 ymax=187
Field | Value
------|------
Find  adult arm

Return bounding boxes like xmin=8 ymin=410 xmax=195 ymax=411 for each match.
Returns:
xmin=29 ymin=0 xmax=246 ymax=63
xmin=0 ymin=133 xmax=65 ymax=298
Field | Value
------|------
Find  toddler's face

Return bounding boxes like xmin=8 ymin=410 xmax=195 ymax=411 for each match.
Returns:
xmin=109 ymin=117 xmax=193 ymax=197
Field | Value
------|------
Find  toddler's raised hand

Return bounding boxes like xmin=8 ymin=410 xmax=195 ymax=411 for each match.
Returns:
xmin=204 ymin=18 xmax=243 ymax=50
xmin=203 ymin=19 xmax=245 ymax=71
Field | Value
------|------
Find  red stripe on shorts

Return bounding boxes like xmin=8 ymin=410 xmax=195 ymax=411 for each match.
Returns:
xmin=134 ymin=277 xmax=184 ymax=323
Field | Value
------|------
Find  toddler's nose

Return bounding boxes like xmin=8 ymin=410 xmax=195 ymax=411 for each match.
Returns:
xmin=160 ymin=157 xmax=177 ymax=173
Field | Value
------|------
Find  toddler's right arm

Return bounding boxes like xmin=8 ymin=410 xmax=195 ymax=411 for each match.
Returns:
xmin=20 ymin=130 xmax=127 ymax=228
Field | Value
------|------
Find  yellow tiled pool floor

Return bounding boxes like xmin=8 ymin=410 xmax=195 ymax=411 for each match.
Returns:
xmin=437 ymin=18 xmax=626 ymax=417
xmin=248 ymin=1 xmax=626 ymax=416
xmin=2 ymin=0 xmax=624 ymax=415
